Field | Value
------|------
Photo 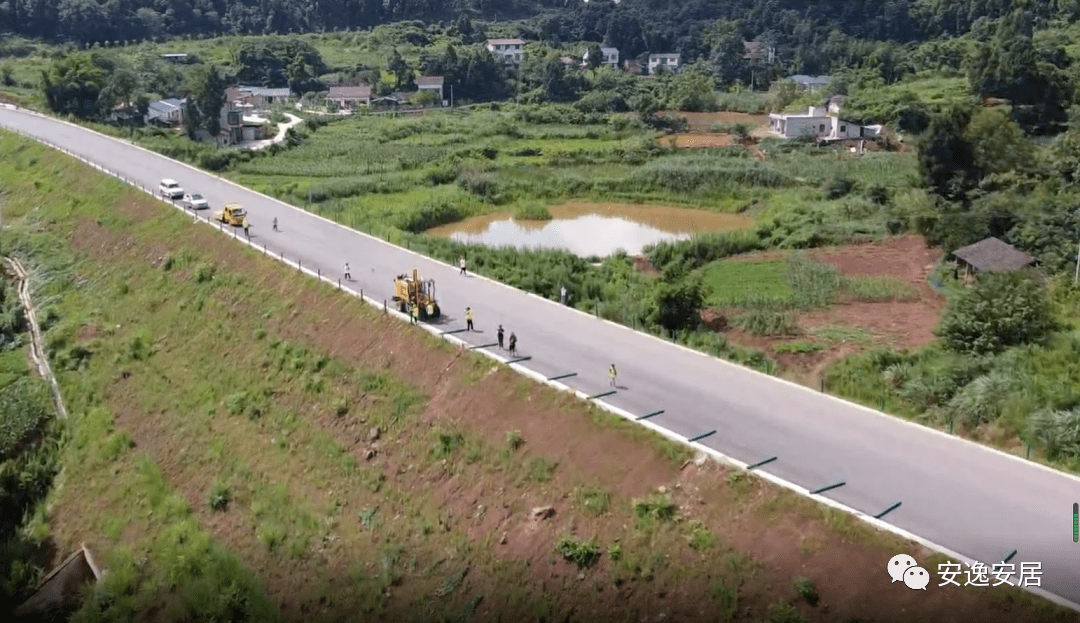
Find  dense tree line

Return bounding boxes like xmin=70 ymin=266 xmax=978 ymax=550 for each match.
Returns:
xmin=5 ymin=0 xmax=1080 ymax=60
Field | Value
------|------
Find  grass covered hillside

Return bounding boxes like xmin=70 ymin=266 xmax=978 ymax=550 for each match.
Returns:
xmin=1 ymin=133 xmax=1076 ymax=622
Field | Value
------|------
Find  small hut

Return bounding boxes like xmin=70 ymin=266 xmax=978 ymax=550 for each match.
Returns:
xmin=952 ymin=237 xmax=1037 ymax=282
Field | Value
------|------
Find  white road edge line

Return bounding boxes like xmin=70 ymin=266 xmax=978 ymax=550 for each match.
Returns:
xmin=5 ymin=110 xmax=1078 ymax=613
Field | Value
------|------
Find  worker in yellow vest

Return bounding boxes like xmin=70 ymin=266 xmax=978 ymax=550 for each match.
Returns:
xmin=465 ymin=307 xmax=474 ymax=331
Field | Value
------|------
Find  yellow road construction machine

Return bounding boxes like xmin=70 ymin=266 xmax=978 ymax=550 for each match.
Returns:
xmin=393 ymin=269 xmax=440 ymax=320
xmin=215 ymin=203 xmax=247 ymax=226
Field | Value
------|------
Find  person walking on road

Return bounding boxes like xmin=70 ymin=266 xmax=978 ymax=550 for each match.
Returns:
xmin=497 ymin=325 xmax=504 ymax=350
xmin=243 ymin=218 xmax=250 ymax=238
xmin=560 ymin=285 xmax=567 ymax=305
xmin=609 ymin=364 xmax=618 ymax=387
xmin=466 ymin=307 xmax=474 ymax=331
xmin=508 ymin=332 xmax=517 ymax=356
xmin=272 ymin=217 xmax=278 ymax=232
xmin=459 ymin=256 xmax=467 ymax=276
xmin=411 ymin=303 xmax=419 ymax=325
xmin=344 ymin=263 xmax=352 ymax=281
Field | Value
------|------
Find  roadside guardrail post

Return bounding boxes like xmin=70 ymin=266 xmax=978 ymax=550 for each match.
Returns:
xmin=383 ymin=300 xmax=387 ymax=314
xmin=360 ymin=289 xmax=363 ymax=301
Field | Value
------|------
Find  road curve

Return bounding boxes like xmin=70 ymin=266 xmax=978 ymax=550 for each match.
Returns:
xmin=2 ymin=106 xmax=1078 ymax=610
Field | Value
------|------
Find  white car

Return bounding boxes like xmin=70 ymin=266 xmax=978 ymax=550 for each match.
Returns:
xmin=182 ymin=193 xmax=209 ymax=210
xmin=159 ymin=178 xmax=183 ymax=199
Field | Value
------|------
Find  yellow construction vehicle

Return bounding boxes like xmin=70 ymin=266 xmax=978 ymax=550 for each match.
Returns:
xmin=393 ymin=269 xmax=440 ymax=320
xmin=214 ymin=203 xmax=247 ymax=226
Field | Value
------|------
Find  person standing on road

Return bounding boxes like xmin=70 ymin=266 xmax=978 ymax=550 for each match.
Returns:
xmin=466 ymin=307 xmax=474 ymax=331
xmin=344 ymin=263 xmax=351 ymax=280
xmin=560 ymin=285 xmax=567 ymax=305
xmin=497 ymin=325 xmax=504 ymax=350
xmin=609 ymin=364 xmax=618 ymax=387
xmin=273 ymin=217 xmax=278 ymax=232
xmin=459 ymin=256 xmax=467 ymax=275
xmin=411 ymin=303 xmax=419 ymax=325
xmin=243 ymin=218 xmax=250 ymax=238
xmin=508 ymin=332 xmax=517 ymax=356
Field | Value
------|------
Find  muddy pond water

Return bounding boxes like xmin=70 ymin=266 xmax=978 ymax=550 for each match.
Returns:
xmin=425 ymin=202 xmax=755 ymax=257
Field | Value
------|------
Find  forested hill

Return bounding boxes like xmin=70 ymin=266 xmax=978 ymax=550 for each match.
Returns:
xmin=4 ymin=0 xmax=1079 ymax=51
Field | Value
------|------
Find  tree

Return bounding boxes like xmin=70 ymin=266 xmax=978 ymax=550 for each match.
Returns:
xmin=936 ymin=270 xmax=1055 ymax=355
xmin=386 ymin=48 xmax=412 ymax=89
xmin=41 ymin=52 xmax=109 ymax=118
xmin=647 ymin=273 xmax=707 ymax=333
xmin=665 ymin=60 xmax=716 ymax=111
xmin=584 ymin=43 xmax=603 ymax=69
xmin=918 ymin=106 xmax=977 ymax=203
xmin=705 ymin=19 xmax=749 ymax=87
xmin=185 ymin=64 xmax=228 ymax=139
xmin=966 ymin=10 xmax=1073 ymax=131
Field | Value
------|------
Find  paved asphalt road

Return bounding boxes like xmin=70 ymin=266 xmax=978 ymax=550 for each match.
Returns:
xmin=2 ymin=107 xmax=1078 ymax=608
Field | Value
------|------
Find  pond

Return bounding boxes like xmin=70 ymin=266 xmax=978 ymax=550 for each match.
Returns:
xmin=425 ymin=202 xmax=755 ymax=258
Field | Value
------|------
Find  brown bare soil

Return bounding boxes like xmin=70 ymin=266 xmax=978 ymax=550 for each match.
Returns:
xmin=31 ymin=165 xmax=1070 ymax=622
xmin=673 ymin=111 xmax=768 ymax=132
xmin=716 ymin=236 xmax=947 ymax=383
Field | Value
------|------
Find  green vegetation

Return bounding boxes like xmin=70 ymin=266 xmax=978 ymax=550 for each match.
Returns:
xmin=555 ymin=535 xmax=600 ymax=568
xmin=0 ymin=128 xmax=1071 ymax=622
xmin=793 ymin=576 xmax=819 ymax=606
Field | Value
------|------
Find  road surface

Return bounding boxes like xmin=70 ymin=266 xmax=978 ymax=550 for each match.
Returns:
xmin=2 ymin=106 xmax=1078 ymax=609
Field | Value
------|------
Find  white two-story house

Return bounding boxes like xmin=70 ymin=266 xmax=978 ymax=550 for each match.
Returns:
xmin=647 ymin=53 xmax=680 ymax=74
xmin=583 ymin=47 xmax=620 ymax=68
xmin=485 ymin=39 xmax=525 ymax=65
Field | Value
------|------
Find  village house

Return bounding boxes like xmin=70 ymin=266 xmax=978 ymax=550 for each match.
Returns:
xmin=146 ymin=98 xmax=185 ymax=126
xmin=788 ymin=75 xmax=831 ymax=91
xmin=218 ymin=99 xmax=244 ymax=146
xmin=647 ymin=53 xmax=680 ymax=74
xmin=952 ymin=237 xmax=1037 ymax=282
xmin=623 ymin=60 xmax=644 ymax=75
xmin=743 ymin=41 xmax=776 ymax=65
xmin=415 ymin=76 xmax=445 ymax=102
xmin=485 ymin=38 xmax=525 ymax=65
xmin=583 ymin=47 xmax=619 ymax=68
xmin=234 ymin=85 xmax=294 ymax=108
xmin=768 ymin=105 xmax=878 ymax=141
xmin=826 ymin=94 xmax=844 ymax=114
xmin=326 ymin=84 xmax=372 ymax=110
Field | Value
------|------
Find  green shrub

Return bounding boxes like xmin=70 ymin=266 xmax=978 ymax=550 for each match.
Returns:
xmin=513 ymin=201 xmax=552 ymax=221
xmin=555 ymin=536 xmax=600 ymax=568
xmin=735 ymin=308 xmax=801 ymax=336
xmin=0 ymin=378 xmax=51 ymax=460
xmin=505 ymin=430 xmax=524 ymax=451
xmin=194 ymin=263 xmax=216 ymax=283
xmin=208 ymin=480 xmax=232 ymax=511
xmin=936 ymin=270 xmax=1055 ymax=355
xmin=823 ymin=177 xmax=855 ymax=199
xmin=393 ymin=199 xmax=472 ymax=233
xmin=633 ymin=494 xmax=677 ymax=522
xmin=1030 ymin=408 xmax=1080 ymax=460
xmin=793 ymin=576 xmax=819 ymax=606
